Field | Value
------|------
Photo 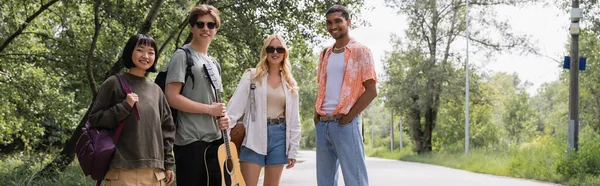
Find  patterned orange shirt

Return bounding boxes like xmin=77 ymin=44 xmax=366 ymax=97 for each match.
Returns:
xmin=315 ymin=38 xmax=378 ymax=115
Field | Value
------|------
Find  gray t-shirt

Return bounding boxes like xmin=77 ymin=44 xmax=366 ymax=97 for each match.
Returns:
xmin=165 ymin=44 xmax=223 ymax=146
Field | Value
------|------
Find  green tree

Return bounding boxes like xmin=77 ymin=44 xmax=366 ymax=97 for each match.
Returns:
xmin=576 ymin=30 xmax=600 ymax=133
xmin=383 ymin=0 xmax=538 ymax=153
xmin=289 ymin=40 xmax=319 ymax=149
xmin=0 ymin=0 xmax=367 ymax=174
xmin=531 ymin=79 xmax=568 ymax=137
xmin=432 ymin=67 xmax=498 ymax=152
xmin=487 ymin=72 xmax=538 ymax=145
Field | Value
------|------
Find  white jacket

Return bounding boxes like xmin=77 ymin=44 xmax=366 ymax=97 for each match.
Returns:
xmin=227 ymin=69 xmax=301 ymax=159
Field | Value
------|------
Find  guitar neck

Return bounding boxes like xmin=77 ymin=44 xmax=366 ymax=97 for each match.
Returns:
xmin=204 ymin=63 xmax=233 ymax=160
xmin=215 ymin=89 xmax=233 ymax=159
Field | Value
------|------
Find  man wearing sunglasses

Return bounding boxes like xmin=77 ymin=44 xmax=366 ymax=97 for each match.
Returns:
xmin=313 ymin=5 xmax=377 ymax=186
xmin=164 ymin=4 xmax=230 ymax=186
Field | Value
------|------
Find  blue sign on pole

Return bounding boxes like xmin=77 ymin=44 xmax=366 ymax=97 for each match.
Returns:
xmin=564 ymin=56 xmax=570 ymax=69
xmin=563 ymin=56 xmax=587 ymax=71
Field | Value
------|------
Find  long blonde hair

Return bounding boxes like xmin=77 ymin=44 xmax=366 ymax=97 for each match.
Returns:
xmin=252 ymin=34 xmax=298 ymax=93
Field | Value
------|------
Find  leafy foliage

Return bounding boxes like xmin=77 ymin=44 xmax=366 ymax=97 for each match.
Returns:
xmin=0 ymin=0 xmax=366 ymax=153
xmin=382 ymin=0 xmax=539 ymax=153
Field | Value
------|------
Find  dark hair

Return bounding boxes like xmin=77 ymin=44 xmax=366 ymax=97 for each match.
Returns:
xmin=188 ymin=4 xmax=221 ymax=29
xmin=121 ymin=34 xmax=158 ymax=73
xmin=325 ymin=5 xmax=350 ymax=20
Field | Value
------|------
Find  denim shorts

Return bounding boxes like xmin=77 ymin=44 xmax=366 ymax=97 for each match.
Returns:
xmin=239 ymin=122 xmax=287 ymax=166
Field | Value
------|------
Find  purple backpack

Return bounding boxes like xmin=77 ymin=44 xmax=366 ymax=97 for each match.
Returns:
xmin=75 ymin=74 xmax=140 ymax=185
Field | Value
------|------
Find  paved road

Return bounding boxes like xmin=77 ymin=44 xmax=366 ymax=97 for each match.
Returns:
xmin=257 ymin=151 xmax=560 ymax=186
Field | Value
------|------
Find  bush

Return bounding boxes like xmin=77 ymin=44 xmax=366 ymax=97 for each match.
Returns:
xmin=0 ymin=64 xmax=82 ymax=153
xmin=556 ymin=130 xmax=600 ymax=178
xmin=507 ymin=135 xmax=561 ymax=182
xmin=384 ymin=134 xmax=600 ymax=185
xmin=0 ymin=152 xmax=90 ymax=186
xmin=366 ymin=146 xmax=414 ymax=160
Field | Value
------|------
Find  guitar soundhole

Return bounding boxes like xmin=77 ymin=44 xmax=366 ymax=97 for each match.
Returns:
xmin=222 ymin=158 xmax=234 ymax=186
xmin=225 ymin=158 xmax=234 ymax=172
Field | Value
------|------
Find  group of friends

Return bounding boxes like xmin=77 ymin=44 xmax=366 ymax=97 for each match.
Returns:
xmin=88 ymin=4 xmax=377 ymax=186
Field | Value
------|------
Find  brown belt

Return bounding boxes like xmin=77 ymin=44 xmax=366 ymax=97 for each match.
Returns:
xmin=319 ymin=115 xmax=343 ymax=122
xmin=267 ymin=117 xmax=285 ymax=124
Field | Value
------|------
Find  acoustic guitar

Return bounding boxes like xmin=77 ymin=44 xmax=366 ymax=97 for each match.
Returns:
xmin=204 ymin=63 xmax=246 ymax=186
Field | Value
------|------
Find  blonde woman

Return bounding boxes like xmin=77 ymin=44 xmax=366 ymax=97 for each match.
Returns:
xmin=226 ymin=34 xmax=301 ymax=186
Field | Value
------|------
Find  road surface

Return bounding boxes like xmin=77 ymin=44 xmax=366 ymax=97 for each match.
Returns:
xmin=256 ymin=151 xmax=560 ymax=186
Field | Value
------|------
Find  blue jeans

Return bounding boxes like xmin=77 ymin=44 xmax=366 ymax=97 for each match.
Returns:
xmin=316 ymin=116 xmax=368 ymax=186
xmin=239 ymin=122 xmax=287 ymax=166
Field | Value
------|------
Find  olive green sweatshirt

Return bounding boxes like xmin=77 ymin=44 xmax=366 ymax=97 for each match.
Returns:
xmin=88 ymin=73 xmax=175 ymax=170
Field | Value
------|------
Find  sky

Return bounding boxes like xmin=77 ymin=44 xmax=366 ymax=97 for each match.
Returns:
xmin=318 ymin=0 xmax=570 ymax=95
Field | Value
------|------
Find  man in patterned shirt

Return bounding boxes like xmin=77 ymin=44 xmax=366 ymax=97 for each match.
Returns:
xmin=313 ymin=5 xmax=378 ymax=186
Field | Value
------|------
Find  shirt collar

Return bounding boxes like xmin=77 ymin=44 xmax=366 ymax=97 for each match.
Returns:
xmin=327 ymin=37 xmax=356 ymax=53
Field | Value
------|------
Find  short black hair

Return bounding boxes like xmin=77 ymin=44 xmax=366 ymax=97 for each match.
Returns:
xmin=325 ymin=5 xmax=350 ymax=20
xmin=122 ymin=34 xmax=158 ymax=73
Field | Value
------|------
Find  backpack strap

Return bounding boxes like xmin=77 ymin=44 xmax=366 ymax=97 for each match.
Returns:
xmin=248 ymin=69 xmax=256 ymax=122
xmin=248 ymin=83 xmax=256 ymax=122
xmin=116 ymin=74 xmax=139 ymax=119
xmin=114 ymin=74 xmax=140 ymax=142
xmin=180 ymin=47 xmax=195 ymax=89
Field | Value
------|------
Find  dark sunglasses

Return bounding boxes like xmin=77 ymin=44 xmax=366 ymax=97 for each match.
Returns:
xmin=195 ymin=21 xmax=216 ymax=29
xmin=266 ymin=46 xmax=285 ymax=53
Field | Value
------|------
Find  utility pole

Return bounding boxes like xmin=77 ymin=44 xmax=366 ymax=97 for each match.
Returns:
xmin=399 ymin=115 xmax=403 ymax=150
xmin=391 ymin=109 xmax=394 ymax=152
xmin=365 ymin=108 xmax=374 ymax=149
xmin=568 ymin=0 xmax=582 ymax=152
xmin=465 ymin=0 xmax=470 ymax=155
xmin=371 ymin=116 xmax=374 ymax=149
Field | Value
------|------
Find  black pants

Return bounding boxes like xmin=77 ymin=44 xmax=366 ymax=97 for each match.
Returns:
xmin=174 ymin=139 xmax=223 ymax=186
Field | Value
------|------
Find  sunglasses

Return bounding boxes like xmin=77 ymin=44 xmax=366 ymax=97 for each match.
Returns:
xmin=195 ymin=21 xmax=216 ymax=29
xmin=266 ymin=46 xmax=285 ymax=54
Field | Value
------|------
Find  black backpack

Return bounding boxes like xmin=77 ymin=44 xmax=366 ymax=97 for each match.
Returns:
xmin=155 ymin=48 xmax=194 ymax=128
xmin=154 ymin=47 xmax=221 ymax=128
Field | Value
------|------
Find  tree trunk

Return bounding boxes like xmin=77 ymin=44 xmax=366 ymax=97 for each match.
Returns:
xmin=409 ymin=96 xmax=425 ymax=154
xmin=159 ymin=19 xmax=188 ymax=56
xmin=390 ymin=109 xmax=394 ymax=152
xmin=175 ymin=21 xmax=189 ymax=48
xmin=137 ymin=0 xmax=166 ymax=34
xmin=184 ymin=33 xmax=194 ymax=45
xmin=423 ymin=109 xmax=433 ymax=152
xmin=0 ymin=0 xmax=59 ymax=53
xmin=419 ymin=0 xmax=440 ymax=153
xmin=595 ymin=94 xmax=600 ymax=132
xmin=423 ymin=94 xmax=439 ymax=153
xmin=38 ymin=1 xmax=166 ymax=176
xmin=86 ymin=0 xmax=102 ymax=95
xmin=422 ymin=69 xmax=441 ymax=153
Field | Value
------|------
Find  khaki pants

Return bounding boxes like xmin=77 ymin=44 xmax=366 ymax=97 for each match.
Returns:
xmin=104 ymin=168 xmax=167 ymax=186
